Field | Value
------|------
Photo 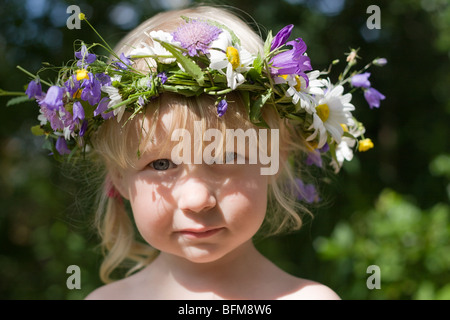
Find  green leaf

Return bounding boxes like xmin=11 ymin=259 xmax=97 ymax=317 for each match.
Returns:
xmin=206 ymin=19 xmax=241 ymax=46
xmin=239 ymin=90 xmax=250 ymax=115
xmin=264 ymin=30 xmax=273 ymax=57
xmin=156 ymin=40 xmax=205 ymax=86
xmin=252 ymin=53 xmax=264 ymax=75
xmin=250 ymin=89 xmax=272 ymax=126
xmin=6 ymin=95 xmax=32 ymax=107
xmin=343 ymin=130 xmax=356 ymax=140
xmin=31 ymin=125 xmax=45 ymax=136
xmin=162 ymin=84 xmax=202 ymax=96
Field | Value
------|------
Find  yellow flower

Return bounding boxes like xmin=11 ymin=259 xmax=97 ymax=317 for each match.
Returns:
xmin=340 ymin=124 xmax=349 ymax=132
xmin=76 ymin=69 xmax=89 ymax=81
xmin=358 ymin=138 xmax=374 ymax=152
xmin=316 ymin=103 xmax=330 ymax=122
xmin=78 ymin=13 xmax=85 ymax=21
xmin=73 ymin=89 xmax=82 ymax=99
xmin=226 ymin=47 xmax=240 ymax=70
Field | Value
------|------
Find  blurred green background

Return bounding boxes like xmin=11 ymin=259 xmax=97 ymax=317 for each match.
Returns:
xmin=0 ymin=0 xmax=449 ymax=300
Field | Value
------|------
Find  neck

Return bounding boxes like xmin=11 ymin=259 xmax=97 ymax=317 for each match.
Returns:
xmin=149 ymin=240 xmax=269 ymax=298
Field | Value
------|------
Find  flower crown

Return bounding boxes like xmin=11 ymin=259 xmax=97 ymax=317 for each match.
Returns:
xmin=3 ymin=14 xmax=386 ymax=185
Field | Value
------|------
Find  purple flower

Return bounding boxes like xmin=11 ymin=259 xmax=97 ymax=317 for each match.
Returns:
xmin=217 ymin=99 xmax=228 ymax=117
xmin=319 ymin=142 xmax=329 ymax=153
xmin=295 ymin=178 xmax=319 ymax=203
xmin=40 ymin=105 xmax=63 ymax=131
xmin=172 ymin=19 xmax=222 ymax=57
xmin=55 ymin=136 xmax=71 ymax=155
xmin=40 ymin=86 xmax=65 ymax=111
xmin=75 ymin=45 xmax=96 ymax=68
xmin=270 ymin=38 xmax=312 ymax=86
xmin=114 ymin=53 xmax=132 ymax=70
xmin=79 ymin=119 xmax=88 ymax=137
xmin=64 ymin=75 xmax=81 ymax=98
xmin=25 ymin=80 xmax=42 ymax=99
xmin=158 ymin=72 xmax=168 ymax=84
xmin=271 ymin=24 xmax=294 ymax=51
xmin=351 ymin=72 xmax=371 ymax=89
xmin=364 ymin=87 xmax=385 ymax=109
xmin=93 ymin=97 xmax=113 ymax=119
xmin=305 ymin=150 xmax=322 ymax=167
xmin=72 ymin=101 xmax=85 ymax=121
xmin=95 ymin=73 xmax=111 ymax=86
xmin=373 ymin=58 xmax=388 ymax=66
xmin=81 ymin=73 xmax=102 ymax=105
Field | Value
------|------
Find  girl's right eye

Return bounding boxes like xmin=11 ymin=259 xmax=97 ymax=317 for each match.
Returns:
xmin=148 ymin=159 xmax=177 ymax=171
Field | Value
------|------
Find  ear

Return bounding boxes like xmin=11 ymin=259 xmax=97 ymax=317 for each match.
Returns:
xmin=107 ymin=167 xmax=130 ymax=201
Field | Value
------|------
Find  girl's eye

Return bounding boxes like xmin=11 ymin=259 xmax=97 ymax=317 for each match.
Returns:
xmin=225 ymin=152 xmax=248 ymax=164
xmin=149 ymin=159 xmax=177 ymax=171
xmin=225 ymin=152 xmax=238 ymax=163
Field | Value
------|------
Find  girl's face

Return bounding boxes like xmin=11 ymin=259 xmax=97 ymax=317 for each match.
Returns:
xmin=117 ymin=108 xmax=269 ymax=263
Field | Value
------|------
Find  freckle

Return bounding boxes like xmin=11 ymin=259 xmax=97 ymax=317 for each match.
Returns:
xmin=152 ymin=190 xmax=156 ymax=201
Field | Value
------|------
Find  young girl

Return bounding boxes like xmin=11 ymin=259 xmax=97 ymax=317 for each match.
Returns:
xmin=84 ymin=6 xmax=342 ymax=300
xmin=12 ymin=5 xmax=384 ymax=300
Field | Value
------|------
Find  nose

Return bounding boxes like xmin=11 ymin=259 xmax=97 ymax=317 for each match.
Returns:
xmin=177 ymin=174 xmax=217 ymax=213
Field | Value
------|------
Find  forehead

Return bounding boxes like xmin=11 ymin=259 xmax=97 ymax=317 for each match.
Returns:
xmin=135 ymin=94 xmax=255 ymax=157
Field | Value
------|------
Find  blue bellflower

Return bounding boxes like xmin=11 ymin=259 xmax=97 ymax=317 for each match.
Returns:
xmin=55 ymin=136 xmax=71 ymax=155
xmin=114 ymin=53 xmax=132 ymax=70
xmin=364 ymin=87 xmax=385 ymax=109
xmin=351 ymin=72 xmax=385 ymax=108
xmin=25 ymin=80 xmax=43 ymax=99
xmin=93 ymin=97 xmax=113 ymax=120
xmin=270 ymin=38 xmax=312 ymax=86
xmin=75 ymin=45 xmax=96 ymax=68
xmin=81 ymin=73 xmax=102 ymax=105
xmin=271 ymin=24 xmax=294 ymax=51
xmin=295 ymin=178 xmax=320 ymax=203
xmin=41 ymin=86 xmax=65 ymax=111
xmin=64 ymin=75 xmax=81 ymax=98
xmin=216 ymin=99 xmax=228 ymax=117
xmin=351 ymin=72 xmax=371 ymax=88
xmin=72 ymin=101 xmax=85 ymax=121
xmin=79 ymin=119 xmax=88 ymax=137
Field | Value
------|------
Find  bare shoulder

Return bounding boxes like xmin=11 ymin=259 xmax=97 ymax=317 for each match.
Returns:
xmin=84 ymin=271 xmax=146 ymax=300
xmin=280 ymin=277 xmax=341 ymax=300
xmin=85 ymin=279 xmax=129 ymax=300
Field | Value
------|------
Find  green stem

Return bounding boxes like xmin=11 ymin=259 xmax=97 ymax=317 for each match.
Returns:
xmin=16 ymin=66 xmax=52 ymax=87
xmin=0 ymin=90 xmax=26 ymax=96
xmin=82 ymin=18 xmax=115 ymax=56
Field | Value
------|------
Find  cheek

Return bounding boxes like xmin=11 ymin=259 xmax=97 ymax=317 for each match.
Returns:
xmin=218 ymin=173 xmax=268 ymax=226
xmin=127 ymin=179 xmax=174 ymax=242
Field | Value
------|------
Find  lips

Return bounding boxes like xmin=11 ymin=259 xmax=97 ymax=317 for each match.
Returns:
xmin=176 ymin=227 xmax=224 ymax=238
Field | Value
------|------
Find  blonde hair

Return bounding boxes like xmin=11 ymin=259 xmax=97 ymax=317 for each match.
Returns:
xmin=90 ymin=5 xmax=312 ymax=283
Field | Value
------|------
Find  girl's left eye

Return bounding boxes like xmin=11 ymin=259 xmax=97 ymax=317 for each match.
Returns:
xmin=148 ymin=159 xmax=177 ymax=171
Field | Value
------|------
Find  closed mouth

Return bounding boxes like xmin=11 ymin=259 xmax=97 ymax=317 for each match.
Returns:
xmin=177 ymin=227 xmax=224 ymax=238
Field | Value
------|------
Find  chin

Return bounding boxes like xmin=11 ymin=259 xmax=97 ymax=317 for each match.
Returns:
xmin=179 ymin=246 xmax=230 ymax=264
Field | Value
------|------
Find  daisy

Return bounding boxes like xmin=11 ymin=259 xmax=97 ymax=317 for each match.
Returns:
xmin=330 ymin=123 xmax=364 ymax=173
xmin=306 ymin=82 xmax=355 ymax=148
xmin=101 ymin=75 xmax=125 ymax=122
xmin=276 ymin=70 xmax=324 ymax=113
xmin=129 ymin=30 xmax=178 ymax=66
xmin=208 ymin=31 xmax=255 ymax=90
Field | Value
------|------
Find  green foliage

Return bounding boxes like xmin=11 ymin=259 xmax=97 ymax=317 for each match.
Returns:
xmin=315 ymin=189 xmax=450 ymax=299
xmin=1 ymin=0 xmax=449 ymax=299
